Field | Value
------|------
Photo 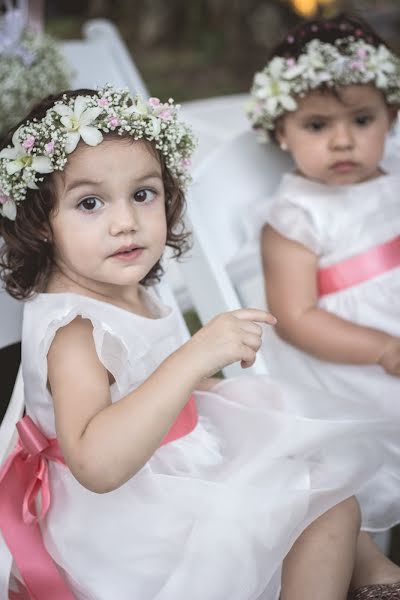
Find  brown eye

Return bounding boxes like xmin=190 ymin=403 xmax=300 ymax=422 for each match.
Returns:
xmin=78 ymin=197 xmax=103 ymax=211
xmin=134 ymin=189 xmax=156 ymax=203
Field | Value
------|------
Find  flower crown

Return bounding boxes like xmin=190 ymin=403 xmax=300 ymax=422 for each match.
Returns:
xmin=0 ymin=85 xmax=196 ymax=220
xmin=246 ymin=38 xmax=400 ymax=141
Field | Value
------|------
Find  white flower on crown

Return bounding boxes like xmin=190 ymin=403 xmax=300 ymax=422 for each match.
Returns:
xmin=253 ymin=57 xmax=297 ymax=114
xmin=53 ymin=96 xmax=103 ymax=153
xmin=247 ymin=37 xmax=400 ymax=141
xmin=291 ymin=39 xmax=332 ymax=87
xmin=363 ymin=44 xmax=396 ymax=88
xmin=0 ymin=127 xmax=53 ymax=176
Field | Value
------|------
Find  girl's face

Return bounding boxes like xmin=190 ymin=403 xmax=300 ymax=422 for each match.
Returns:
xmin=50 ymin=138 xmax=167 ymax=297
xmin=276 ymin=84 xmax=395 ymax=186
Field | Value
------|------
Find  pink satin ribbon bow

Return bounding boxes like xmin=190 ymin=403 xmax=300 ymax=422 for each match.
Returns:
xmin=318 ymin=235 xmax=400 ymax=297
xmin=0 ymin=397 xmax=198 ymax=598
xmin=0 ymin=416 xmax=75 ymax=599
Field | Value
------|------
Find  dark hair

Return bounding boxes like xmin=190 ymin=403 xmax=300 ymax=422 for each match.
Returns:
xmin=0 ymin=89 xmax=190 ymax=299
xmin=269 ymin=12 xmax=390 ymax=61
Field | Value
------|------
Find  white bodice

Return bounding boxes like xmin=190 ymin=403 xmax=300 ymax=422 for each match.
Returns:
xmin=22 ymin=288 xmax=182 ymax=438
xmin=267 ymin=172 xmax=400 ymax=268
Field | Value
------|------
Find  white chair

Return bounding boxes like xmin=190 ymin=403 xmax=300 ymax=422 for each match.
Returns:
xmin=180 ymin=94 xmax=251 ymax=166
xmin=179 ymin=130 xmax=292 ymax=377
xmin=60 ymin=19 xmax=149 ymax=96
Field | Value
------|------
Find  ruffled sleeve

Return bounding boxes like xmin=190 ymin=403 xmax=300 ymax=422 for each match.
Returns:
xmin=23 ymin=297 xmax=133 ymax=402
xmin=267 ymin=195 xmax=322 ymax=255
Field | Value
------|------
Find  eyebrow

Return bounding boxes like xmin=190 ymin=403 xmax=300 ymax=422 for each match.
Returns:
xmin=64 ymin=170 xmax=163 ymax=194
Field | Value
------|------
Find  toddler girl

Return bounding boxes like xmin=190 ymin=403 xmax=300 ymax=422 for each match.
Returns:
xmin=246 ymin=12 xmax=400 ymax=595
xmin=0 ymin=85 xmax=397 ymax=600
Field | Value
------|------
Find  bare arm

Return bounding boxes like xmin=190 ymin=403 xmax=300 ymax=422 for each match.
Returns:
xmin=48 ymin=309 xmax=275 ymax=493
xmin=261 ymin=225 xmax=393 ymax=365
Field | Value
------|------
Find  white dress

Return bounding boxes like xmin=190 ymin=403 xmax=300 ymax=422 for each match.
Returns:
xmin=257 ymin=172 xmax=400 ymax=531
xmin=5 ymin=289 xmax=400 ymax=600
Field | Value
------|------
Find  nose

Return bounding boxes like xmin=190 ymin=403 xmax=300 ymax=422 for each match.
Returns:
xmin=109 ymin=200 xmax=139 ymax=236
xmin=330 ymin=122 xmax=354 ymax=151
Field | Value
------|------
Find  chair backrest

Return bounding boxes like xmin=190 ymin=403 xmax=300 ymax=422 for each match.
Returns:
xmin=188 ymin=130 xmax=292 ymax=266
xmin=179 ymin=130 xmax=292 ymax=376
xmin=60 ymin=19 xmax=149 ymax=95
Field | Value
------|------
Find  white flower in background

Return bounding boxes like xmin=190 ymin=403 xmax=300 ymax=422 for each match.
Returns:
xmin=248 ymin=38 xmax=400 ymax=135
xmin=364 ymin=44 xmax=396 ymax=88
xmin=254 ymin=57 xmax=297 ymax=113
xmin=294 ymin=40 xmax=331 ymax=86
xmin=53 ymin=96 xmax=103 ymax=153
xmin=0 ymin=128 xmax=53 ymax=176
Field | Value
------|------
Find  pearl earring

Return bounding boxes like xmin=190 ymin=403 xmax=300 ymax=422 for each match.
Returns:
xmin=43 ymin=237 xmax=48 ymax=243
xmin=280 ymin=142 xmax=288 ymax=151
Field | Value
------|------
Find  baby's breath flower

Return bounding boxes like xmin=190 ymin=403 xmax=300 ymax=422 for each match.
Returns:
xmin=0 ymin=28 xmax=72 ymax=136
xmin=0 ymin=85 xmax=197 ymax=220
xmin=247 ymin=38 xmax=400 ymax=141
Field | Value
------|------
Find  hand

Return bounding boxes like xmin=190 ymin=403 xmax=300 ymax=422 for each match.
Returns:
xmin=378 ymin=337 xmax=400 ymax=377
xmin=182 ymin=308 xmax=277 ymax=379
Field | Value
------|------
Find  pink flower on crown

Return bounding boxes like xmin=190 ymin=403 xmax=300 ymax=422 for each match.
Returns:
xmin=159 ymin=109 xmax=173 ymax=121
xmin=356 ymin=48 xmax=367 ymax=60
xmin=181 ymin=158 xmax=192 ymax=168
xmin=350 ymin=60 xmax=364 ymax=70
xmin=98 ymin=97 xmax=109 ymax=107
xmin=286 ymin=58 xmax=295 ymax=67
xmin=0 ymin=190 xmax=9 ymax=205
xmin=22 ymin=135 xmax=35 ymax=150
xmin=44 ymin=141 xmax=55 ymax=154
xmin=108 ymin=117 xmax=120 ymax=129
xmin=148 ymin=97 xmax=161 ymax=107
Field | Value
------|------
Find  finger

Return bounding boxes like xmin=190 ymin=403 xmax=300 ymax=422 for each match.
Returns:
xmin=238 ymin=321 xmax=263 ymax=337
xmin=231 ymin=308 xmax=277 ymax=326
xmin=241 ymin=333 xmax=262 ymax=353
xmin=241 ymin=357 xmax=256 ymax=369
xmin=238 ymin=344 xmax=256 ymax=366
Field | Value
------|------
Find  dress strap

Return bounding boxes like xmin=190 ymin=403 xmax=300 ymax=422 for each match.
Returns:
xmin=318 ymin=235 xmax=400 ymax=297
xmin=0 ymin=416 xmax=74 ymax=600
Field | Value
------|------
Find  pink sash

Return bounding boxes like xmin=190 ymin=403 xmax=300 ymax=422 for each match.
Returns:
xmin=0 ymin=395 xmax=198 ymax=598
xmin=317 ymin=235 xmax=400 ymax=297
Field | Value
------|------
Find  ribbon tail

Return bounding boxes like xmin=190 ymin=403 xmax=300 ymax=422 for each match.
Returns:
xmin=0 ymin=454 xmax=75 ymax=600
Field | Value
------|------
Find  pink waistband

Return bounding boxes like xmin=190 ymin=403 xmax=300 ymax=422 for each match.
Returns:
xmin=317 ymin=235 xmax=400 ymax=297
xmin=161 ymin=393 xmax=198 ymax=445
xmin=0 ymin=396 xmax=198 ymax=598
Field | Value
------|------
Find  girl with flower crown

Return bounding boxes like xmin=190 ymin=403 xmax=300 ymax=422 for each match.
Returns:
xmin=0 ymin=85 xmax=399 ymax=600
xmin=245 ymin=12 xmax=400 ymax=599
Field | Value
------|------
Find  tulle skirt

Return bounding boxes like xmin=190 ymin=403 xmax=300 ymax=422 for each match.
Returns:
xmin=41 ymin=376 xmax=397 ymax=600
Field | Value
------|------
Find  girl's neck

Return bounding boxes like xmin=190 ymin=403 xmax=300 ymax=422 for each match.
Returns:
xmin=46 ymin=269 xmax=152 ymax=318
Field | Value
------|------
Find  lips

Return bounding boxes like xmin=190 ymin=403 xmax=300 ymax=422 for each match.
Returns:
xmin=112 ymin=244 xmax=142 ymax=256
xmin=330 ymin=161 xmax=358 ymax=173
xmin=111 ymin=244 xmax=144 ymax=260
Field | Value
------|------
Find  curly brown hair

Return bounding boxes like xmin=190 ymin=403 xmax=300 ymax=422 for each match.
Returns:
xmin=0 ymin=89 xmax=191 ymax=300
